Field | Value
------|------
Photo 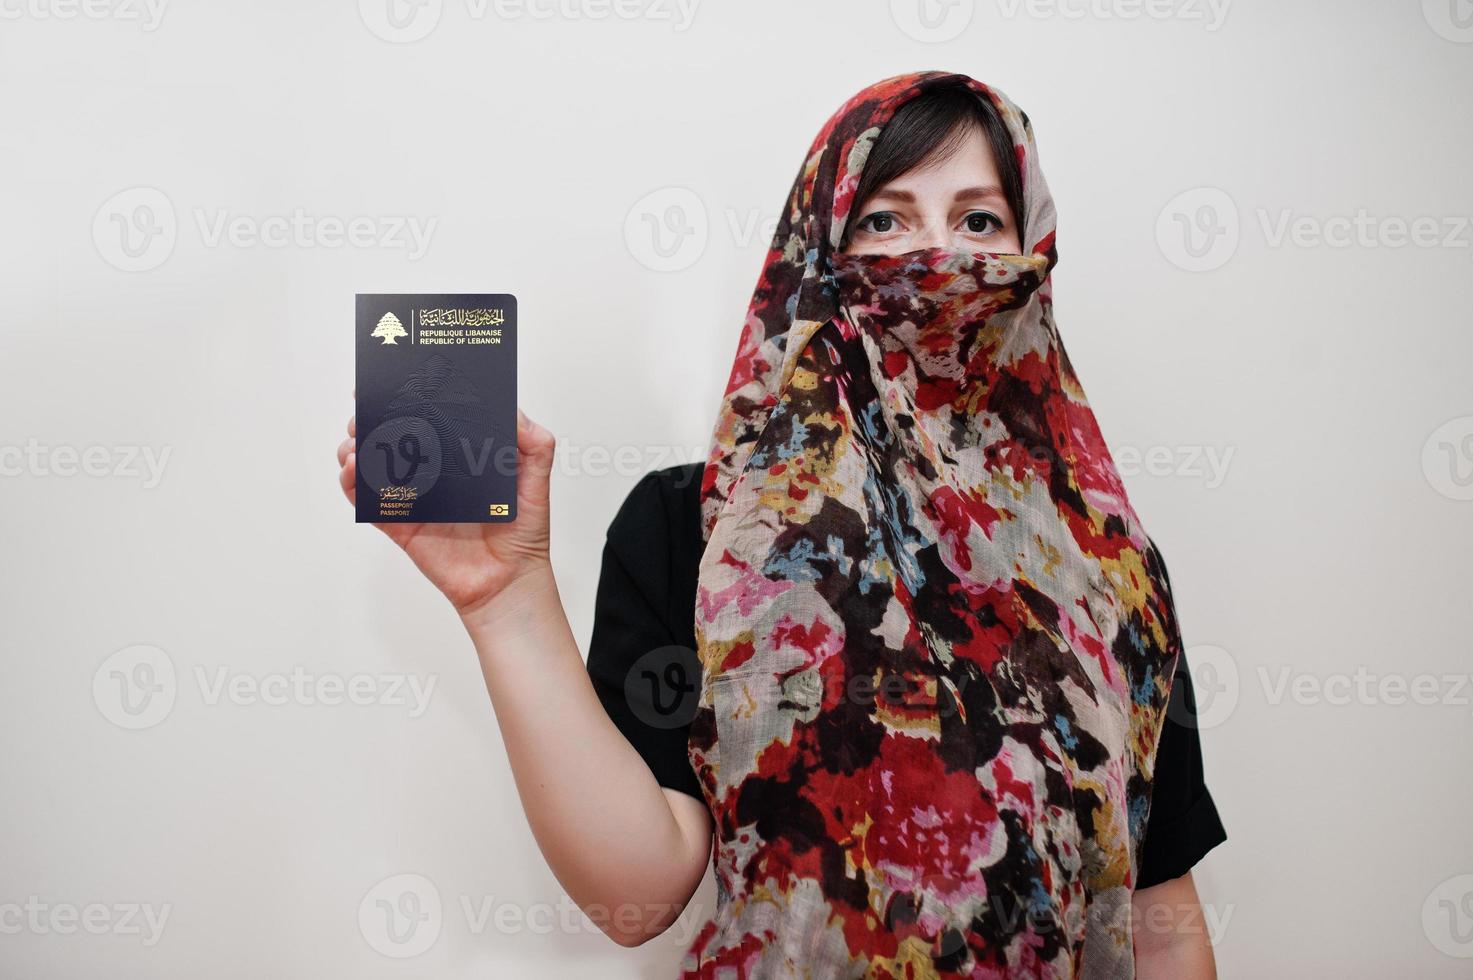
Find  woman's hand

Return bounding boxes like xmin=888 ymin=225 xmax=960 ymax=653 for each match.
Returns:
xmin=337 ymin=402 xmax=558 ymax=622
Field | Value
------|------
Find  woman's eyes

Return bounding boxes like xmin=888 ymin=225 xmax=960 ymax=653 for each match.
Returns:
xmin=856 ymin=211 xmax=899 ymax=234
xmin=962 ymin=210 xmax=1003 ymax=236
xmin=851 ymin=209 xmax=1006 ymax=239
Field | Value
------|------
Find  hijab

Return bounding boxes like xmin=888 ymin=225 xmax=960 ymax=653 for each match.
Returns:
xmin=687 ymin=70 xmax=1185 ymax=979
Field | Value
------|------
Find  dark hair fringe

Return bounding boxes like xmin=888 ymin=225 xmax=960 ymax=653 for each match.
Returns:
xmin=843 ymin=84 xmax=1027 ymax=250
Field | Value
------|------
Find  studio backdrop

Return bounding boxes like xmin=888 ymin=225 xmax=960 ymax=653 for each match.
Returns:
xmin=2 ymin=1 xmax=1471 ymax=977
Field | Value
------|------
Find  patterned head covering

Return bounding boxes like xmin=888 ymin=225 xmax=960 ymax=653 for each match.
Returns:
xmin=688 ymin=71 xmax=1184 ymax=978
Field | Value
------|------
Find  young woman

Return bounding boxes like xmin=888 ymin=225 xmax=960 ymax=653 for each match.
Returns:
xmin=337 ymin=71 xmax=1226 ymax=979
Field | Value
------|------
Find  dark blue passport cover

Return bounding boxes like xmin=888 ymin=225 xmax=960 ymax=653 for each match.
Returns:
xmin=355 ymin=293 xmax=517 ymax=523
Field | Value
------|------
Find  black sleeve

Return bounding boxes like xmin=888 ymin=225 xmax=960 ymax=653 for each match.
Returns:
xmin=1135 ymin=543 xmax=1228 ymax=888
xmin=584 ymin=469 xmax=704 ymax=801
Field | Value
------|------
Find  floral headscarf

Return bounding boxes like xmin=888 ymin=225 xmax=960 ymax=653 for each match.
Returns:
xmin=688 ymin=71 xmax=1184 ymax=979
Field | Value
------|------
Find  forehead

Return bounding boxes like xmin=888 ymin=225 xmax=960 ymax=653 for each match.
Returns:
xmin=866 ymin=128 xmax=1007 ymax=198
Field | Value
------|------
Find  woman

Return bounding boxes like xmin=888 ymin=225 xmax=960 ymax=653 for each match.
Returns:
xmin=338 ymin=71 xmax=1225 ymax=978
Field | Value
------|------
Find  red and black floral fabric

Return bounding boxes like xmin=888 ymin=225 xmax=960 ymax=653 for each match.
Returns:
xmin=686 ymin=71 xmax=1187 ymax=978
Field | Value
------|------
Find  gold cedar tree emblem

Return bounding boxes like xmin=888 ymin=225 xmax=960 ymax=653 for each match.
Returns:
xmin=372 ymin=312 xmax=407 ymax=345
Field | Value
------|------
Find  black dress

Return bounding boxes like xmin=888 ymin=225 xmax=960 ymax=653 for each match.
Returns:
xmin=585 ymin=463 xmax=1226 ymax=888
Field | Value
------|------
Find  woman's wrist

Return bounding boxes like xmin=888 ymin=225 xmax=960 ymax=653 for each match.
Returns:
xmin=457 ymin=558 xmax=560 ymax=646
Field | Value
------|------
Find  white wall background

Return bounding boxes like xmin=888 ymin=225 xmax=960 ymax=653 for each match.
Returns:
xmin=3 ymin=1 xmax=1471 ymax=976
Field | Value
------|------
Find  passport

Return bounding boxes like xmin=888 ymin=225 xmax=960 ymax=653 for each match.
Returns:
xmin=355 ymin=293 xmax=517 ymax=523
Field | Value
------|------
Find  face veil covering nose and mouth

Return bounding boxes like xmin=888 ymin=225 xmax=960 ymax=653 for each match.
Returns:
xmin=687 ymin=72 xmax=1186 ymax=980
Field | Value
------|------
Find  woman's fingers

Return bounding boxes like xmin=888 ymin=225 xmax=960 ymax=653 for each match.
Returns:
xmin=342 ymin=394 xmax=357 ymax=505
xmin=516 ymin=409 xmax=553 ymax=456
xmin=513 ymin=408 xmax=556 ymax=518
xmin=516 ymin=409 xmax=556 ymax=472
xmin=340 ymin=451 xmax=357 ymax=506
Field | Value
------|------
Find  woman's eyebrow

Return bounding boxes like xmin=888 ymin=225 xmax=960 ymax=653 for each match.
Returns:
xmin=865 ymin=188 xmax=916 ymax=204
xmin=952 ymin=185 xmax=1006 ymax=201
xmin=864 ymin=185 xmax=1006 ymax=205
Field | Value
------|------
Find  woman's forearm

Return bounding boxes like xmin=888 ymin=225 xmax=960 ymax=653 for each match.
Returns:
xmin=458 ymin=560 xmax=712 ymax=945
xmin=1132 ymin=873 xmax=1218 ymax=979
